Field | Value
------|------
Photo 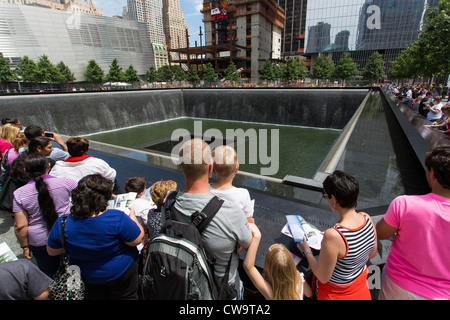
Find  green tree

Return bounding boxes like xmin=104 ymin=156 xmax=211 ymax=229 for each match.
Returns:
xmin=259 ymin=59 xmax=276 ymax=82
xmin=224 ymin=62 xmax=240 ymax=81
xmin=172 ymin=65 xmax=186 ymax=82
xmin=105 ymin=58 xmax=126 ymax=82
xmin=156 ymin=65 xmax=173 ymax=82
xmin=84 ymin=59 xmax=104 ymax=84
xmin=281 ymin=57 xmax=308 ymax=82
xmin=16 ymin=56 xmax=38 ymax=90
xmin=311 ymin=55 xmax=335 ymax=83
xmin=36 ymin=55 xmax=63 ymax=91
xmin=125 ymin=65 xmax=141 ymax=84
xmin=333 ymin=52 xmax=359 ymax=85
xmin=146 ymin=66 xmax=158 ymax=83
xmin=387 ymin=0 xmax=449 ymax=84
xmin=186 ymin=66 xmax=200 ymax=83
xmin=362 ymin=52 xmax=385 ymax=83
xmin=0 ymin=54 xmax=14 ymax=92
xmin=417 ymin=0 xmax=450 ymax=77
xmin=388 ymin=47 xmax=416 ymax=82
xmin=56 ymin=61 xmax=76 ymax=84
xmin=203 ymin=63 xmax=217 ymax=82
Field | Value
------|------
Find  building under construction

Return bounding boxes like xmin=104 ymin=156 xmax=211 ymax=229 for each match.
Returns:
xmin=169 ymin=0 xmax=285 ymax=82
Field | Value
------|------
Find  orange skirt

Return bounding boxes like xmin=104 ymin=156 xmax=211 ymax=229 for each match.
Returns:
xmin=314 ymin=268 xmax=371 ymax=300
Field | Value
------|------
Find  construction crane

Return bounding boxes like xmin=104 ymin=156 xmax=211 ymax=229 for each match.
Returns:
xmin=210 ymin=0 xmax=229 ymax=45
xmin=87 ymin=0 xmax=96 ymax=15
xmin=210 ymin=0 xmax=229 ymax=21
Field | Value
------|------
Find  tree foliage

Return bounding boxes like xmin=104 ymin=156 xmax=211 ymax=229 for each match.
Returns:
xmin=0 ymin=55 xmax=14 ymax=91
xmin=156 ymin=65 xmax=173 ymax=82
xmin=84 ymin=59 xmax=104 ymax=84
xmin=311 ymin=55 xmax=335 ymax=81
xmin=36 ymin=55 xmax=62 ymax=87
xmin=57 ymin=61 xmax=76 ymax=83
xmin=333 ymin=52 xmax=359 ymax=83
xmin=146 ymin=66 xmax=157 ymax=83
xmin=281 ymin=57 xmax=308 ymax=81
xmin=125 ymin=65 xmax=140 ymax=83
xmin=362 ymin=52 xmax=384 ymax=82
xmin=203 ymin=63 xmax=217 ymax=82
xmin=259 ymin=59 xmax=277 ymax=82
xmin=172 ymin=65 xmax=186 ymax=82
xmin=186 ymin=66 xmax=200 ymax=83
xmin=224 ymin=62 xmax=240 ymax=81
xmin=105 ymin=58 xmax=126 ymax=82
xmin=388 ymin=0 xmax=450 ymax=81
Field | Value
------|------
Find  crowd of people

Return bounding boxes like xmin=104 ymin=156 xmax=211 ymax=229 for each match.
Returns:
xmin=0 ymin=116 xmax=449 ymax=301
xmin=387 ymin=83 xmax=450 ymax=135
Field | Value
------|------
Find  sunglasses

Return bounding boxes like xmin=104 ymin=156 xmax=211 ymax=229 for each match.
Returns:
xmin=322 ymin=192 xmax=330 ymax=199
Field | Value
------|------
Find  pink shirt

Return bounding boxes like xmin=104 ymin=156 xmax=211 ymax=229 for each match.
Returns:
xmin=384 ymin=193 xmax=450 ymax=299
xmin=0 ymin=139 xmax=13 ymax=160
xmin=12 ymin=175 xmax=78 ymax=247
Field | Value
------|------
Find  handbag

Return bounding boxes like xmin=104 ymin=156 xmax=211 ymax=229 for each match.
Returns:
xmin=49 ymin=215 xmax=85 ymax=300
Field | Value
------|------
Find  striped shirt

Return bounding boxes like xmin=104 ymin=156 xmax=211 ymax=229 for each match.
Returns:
xmin=12 ymin=175 xmax=78 ymax=247
xmin=329 ymin=213 xmax=376 ymax=285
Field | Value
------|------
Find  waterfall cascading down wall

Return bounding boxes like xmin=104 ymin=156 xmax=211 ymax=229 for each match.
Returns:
xmin=0 ymin=89 xmax=369 ymax=136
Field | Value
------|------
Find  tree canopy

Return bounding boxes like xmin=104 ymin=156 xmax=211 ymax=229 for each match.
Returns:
xmin=311 ymin=55 xmax=335 ymax=81
xmin=84 ymin=59 xmax=104 ymax=84
xmin=105 ymin=58 xmax=126 ymax=82
xmin=362 ymin=52 xmax=384 ymax=82
xmin=333 ymin=52 xmax=359 ymax=84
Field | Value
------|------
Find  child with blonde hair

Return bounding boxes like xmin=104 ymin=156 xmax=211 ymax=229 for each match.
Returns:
xmin=148 ymin=180 xmax=177 ymax=238
xmin=244 ymin=223 xmax=312 ymax=300
xmin=210 ymin=145 xmax=255 ymax=222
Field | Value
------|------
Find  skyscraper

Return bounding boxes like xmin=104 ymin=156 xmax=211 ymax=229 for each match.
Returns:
xmin=127 ymin=0 xmax=166 ymax=44
xmin=275 ymin=0 xmax=308 ymax=58
xmin=162 ymin=0 xmax=189 ymax=49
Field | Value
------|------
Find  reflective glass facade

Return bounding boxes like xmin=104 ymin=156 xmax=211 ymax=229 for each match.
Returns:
xmin=0 ymin=3 xmax=154 ymax=81
xmin=304 ymin=0 xmax=434 ymax=54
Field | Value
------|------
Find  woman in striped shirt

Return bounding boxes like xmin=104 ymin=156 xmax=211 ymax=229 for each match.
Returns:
xmin=299 ymin=170 xmax=377 ymax=300
xmin=13 ymin=153 xmax=78 ymax=278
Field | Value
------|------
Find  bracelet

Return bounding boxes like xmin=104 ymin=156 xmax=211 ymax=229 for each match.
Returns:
xmin=21 ymin=245 xmax=29 ymax=249
xmin=304 ymin=250 xmax=313 ymax=256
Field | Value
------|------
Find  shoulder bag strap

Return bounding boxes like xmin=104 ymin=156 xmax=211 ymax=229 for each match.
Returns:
xmin=60 ymin=215 xmax=69 ymax=265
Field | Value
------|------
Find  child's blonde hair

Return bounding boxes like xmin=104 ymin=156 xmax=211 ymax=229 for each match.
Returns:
xmin=211 ymin=145 xmax=238 ymax=178
xmin=263 ymin=244 xmax=301 ymax=300
xmin=150 ymin=180 xmax=177 ymax=209
xmin=1 ymin=123 xmax=20 ymax=144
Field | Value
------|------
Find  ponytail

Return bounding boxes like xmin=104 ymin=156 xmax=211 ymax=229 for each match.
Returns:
xmin=24 ymin=154 xmax=57 ymax=231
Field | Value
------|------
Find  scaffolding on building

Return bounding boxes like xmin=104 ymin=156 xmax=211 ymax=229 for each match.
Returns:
xmin=168 ymin=0 xmax=286 ymax=81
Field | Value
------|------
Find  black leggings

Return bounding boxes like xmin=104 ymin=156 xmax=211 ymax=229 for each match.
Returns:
xmin=84 ymin=259 xmax=139 ymax=300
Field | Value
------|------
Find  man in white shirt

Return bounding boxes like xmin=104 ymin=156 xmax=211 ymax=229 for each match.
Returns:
xmin=49 ymin=136 xmax=117 ymax=186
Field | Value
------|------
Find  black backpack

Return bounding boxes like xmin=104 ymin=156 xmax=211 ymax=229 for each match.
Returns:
xmin=141 ymin=191 xmax=237 ymax=300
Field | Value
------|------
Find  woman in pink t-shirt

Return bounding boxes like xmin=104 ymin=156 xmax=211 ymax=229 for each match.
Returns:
xmin=0 ymin=124 xmax=19 ymax=160
xmin=376 ymin=145 xmax=450 ymax=300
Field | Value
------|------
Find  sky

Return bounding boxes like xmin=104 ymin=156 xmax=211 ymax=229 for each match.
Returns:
xmin=92 ymin=0 xmax=204 ymax=46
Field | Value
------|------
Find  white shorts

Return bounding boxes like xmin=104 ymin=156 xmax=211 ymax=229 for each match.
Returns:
xmin=379 ymin=269 xmax=428 ymax=300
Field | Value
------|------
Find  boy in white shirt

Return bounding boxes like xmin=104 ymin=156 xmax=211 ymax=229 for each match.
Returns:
xmin=210 ymin=145 xmax=255 ymax=223
xmin=124 ymin=176 xmax=156 ymax=251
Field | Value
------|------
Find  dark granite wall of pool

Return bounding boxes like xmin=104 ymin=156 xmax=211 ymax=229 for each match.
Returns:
xmin=0 ymin=88 xmax=368 ymax=136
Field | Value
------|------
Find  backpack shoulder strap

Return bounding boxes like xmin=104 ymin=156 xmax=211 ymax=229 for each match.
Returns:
xmin=192 ymin=196 xmax=224 ymax=234
xmin=163 ymin=191 xmax=179 ymax=221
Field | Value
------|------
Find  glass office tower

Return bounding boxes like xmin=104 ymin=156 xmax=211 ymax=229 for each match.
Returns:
xmin=0 ymin=3 xmax=154 ymax=81
xmin=303 ymin=0 xmax=438 ymax=71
